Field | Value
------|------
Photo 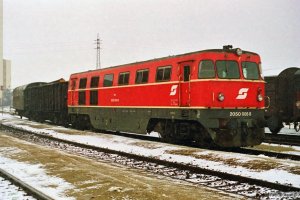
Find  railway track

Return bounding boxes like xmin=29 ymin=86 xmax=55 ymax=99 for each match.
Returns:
xmin=80 ymin=128 xmax=300 ymax=162
xmin=82 ymin=128 xmax=300 ymax=161
xmin=1 ymin=124 xmax=299 ymax=199
xmin=264 ymin=133 xmax=300 ymax=146
xmin=0 ymin=167 xmax=53 ymax=200
xmin=5 ymin=114 xmax=300 ymax=161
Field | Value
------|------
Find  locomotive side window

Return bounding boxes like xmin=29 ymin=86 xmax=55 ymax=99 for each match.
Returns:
xmin=79 ymin=78 xmax=87 ymax=89
xmin=156 ymin=66 xmax=171 ymax=82
xmin=216 ymin=60 xmax=240 ymax=79
xmin=241 ymin=62 xmax=259 ymax=80
xmin=118 ymin=72 xmax=130 ymax=85
xmin=79 ymin=78 xmax=87 ymax=105
xmin=90 ymin=90 xmax=98 ymax=105
xmin=90 ymin=76 xmax=99 ymax=105
xmin=79 ymin=91 xmax=86 ymax=105
xmin=135 ymin=69 xmax=149 ymax=84
xmin=104 ymin=74 xmax=114 ymax=87
xmin=90 ymin=76 xmax=100 ymax=88
xmin=199 ymin=60 xmax=215 ymax=78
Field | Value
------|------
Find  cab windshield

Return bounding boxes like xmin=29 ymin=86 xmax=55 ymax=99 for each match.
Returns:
xmin=242 ymin=62 xmax=260 ymax=80
xmin=216 ymin=60 xmax=240 ymax=79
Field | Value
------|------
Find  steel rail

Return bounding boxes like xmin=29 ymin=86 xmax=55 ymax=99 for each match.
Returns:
xmin=264 ymin=133 xmax=300 ymax=146
xmin=0 ymin=168 xmax=54 ymax=200
xmin=81 ymin=128 xmax=300 ymax=161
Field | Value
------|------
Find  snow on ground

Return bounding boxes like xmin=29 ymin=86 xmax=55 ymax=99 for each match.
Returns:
xmin=1 ymin=114 xmax=300 ymax=189
xmin=265 ymin=125 xmax=300 ymax=136
xmin=0 ymin=147 xmax=75 ymax=200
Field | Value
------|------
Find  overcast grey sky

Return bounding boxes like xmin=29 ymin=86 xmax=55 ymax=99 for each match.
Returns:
xmin=4 ymin=0 xmax=300 ymax=87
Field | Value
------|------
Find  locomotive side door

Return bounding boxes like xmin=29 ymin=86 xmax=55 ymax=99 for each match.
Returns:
xmin=178 ymin=61 xmax=193 ymax=107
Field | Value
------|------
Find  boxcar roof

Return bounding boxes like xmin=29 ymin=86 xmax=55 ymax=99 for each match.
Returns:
xmin=14 ymin=82 xmax=46 ymax=91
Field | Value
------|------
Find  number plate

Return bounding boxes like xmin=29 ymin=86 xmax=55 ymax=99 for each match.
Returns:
xmin=229 ymin=112 xmax=252 ymax=117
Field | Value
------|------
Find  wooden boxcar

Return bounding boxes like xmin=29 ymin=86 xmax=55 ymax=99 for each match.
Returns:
xmin=13 ymin=82 xmax=45 ymax=118
xmin=265 ymin=67 xmax=300 ymax=133
xmin=23 ymin=79 xmax=69 ymax=125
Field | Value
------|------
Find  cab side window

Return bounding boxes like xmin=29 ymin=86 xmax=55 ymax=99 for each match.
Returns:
xmin=198 ymin=60 xmax=215 ymax=78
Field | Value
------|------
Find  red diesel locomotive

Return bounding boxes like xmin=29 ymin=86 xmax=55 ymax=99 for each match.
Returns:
xmin=67 ymin=45 xmax=265 ymax=147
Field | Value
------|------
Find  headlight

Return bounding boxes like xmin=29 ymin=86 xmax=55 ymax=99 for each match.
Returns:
xmin=218 ymin=93 xmax=225 ymax=102
xmin=257 ymin=94 xmax=263 ymax=102
xmin=296 ymin=101 xmax=300 ymax=109
xmin=236 ymin=48 xmax=242 ymax=56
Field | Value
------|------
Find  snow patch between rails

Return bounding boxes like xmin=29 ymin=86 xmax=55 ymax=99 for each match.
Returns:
xmin=0 ymin=147 xmax=75 ymax=200
xmin=1 ymin=115 xmax=300 ymax=189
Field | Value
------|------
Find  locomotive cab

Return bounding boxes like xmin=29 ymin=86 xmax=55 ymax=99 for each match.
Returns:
xmin=183 ymin=46 xmax=265 ymax=147
xmin=149 ymin=46 xmax=266 ymax=147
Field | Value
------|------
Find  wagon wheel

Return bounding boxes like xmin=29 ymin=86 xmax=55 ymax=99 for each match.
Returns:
xmin=267 ymin=115 xmax=283 ymax=134
xmin=294 ymin=122 xmax=300 ymax=132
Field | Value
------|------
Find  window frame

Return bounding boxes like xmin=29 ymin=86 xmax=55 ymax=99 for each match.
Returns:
xmin=79 ymin=78 xmax=87 ymax=89
xmin=198 ymin=60 xmax=216 ymax=79
xmin=241 ymin=61 xmax=260 ymax=80
xmin=90 ymin=76 xmax=100 ymax=88
xmin=103 ymin=74 xmax=114 ymax=87
xmin=156 ymin=66 xmax=172 ymax=82
xmin=118 ymin=72 xmax=130 ymax=85
xmin=135 ymin=69 xmax=149 ymax=84
xmin=216 ymin=60 xmax=240 ymax=79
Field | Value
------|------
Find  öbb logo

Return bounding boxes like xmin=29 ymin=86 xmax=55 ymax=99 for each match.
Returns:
xmin=236 ymin=88 xmax=249 ymax=99
xmin=170 ymin=85 xmax=178 ymax=96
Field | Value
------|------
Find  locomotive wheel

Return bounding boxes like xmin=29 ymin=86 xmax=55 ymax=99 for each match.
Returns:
xmin=153 ymin=120 xmax=178 ymax=143
xmin=267 ymin=115 xmax=283 ymax=134
xmin=193 ymin=127 xmax=213 ymax=147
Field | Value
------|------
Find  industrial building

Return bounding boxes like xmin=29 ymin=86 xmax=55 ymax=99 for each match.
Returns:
xmin=0 ymin=0 xmax=12 ymax=106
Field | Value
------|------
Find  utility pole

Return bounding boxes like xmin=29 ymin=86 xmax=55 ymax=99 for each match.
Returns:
xmin=95 ymin=34 xmax=101 ymax=69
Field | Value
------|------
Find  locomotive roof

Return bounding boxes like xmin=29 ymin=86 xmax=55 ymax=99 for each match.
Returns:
xmin=72 ymin=48 xmax=259 ymax=75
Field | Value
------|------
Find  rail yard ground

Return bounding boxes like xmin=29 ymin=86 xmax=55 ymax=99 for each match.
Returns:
xmin=0 ymin=132 xmax=239 ymax=200
xmin=1 ymin=113 xmax=300 ymax=199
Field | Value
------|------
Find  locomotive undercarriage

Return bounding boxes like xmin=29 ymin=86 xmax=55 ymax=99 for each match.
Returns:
xmin=68 ymin=107 xmax=265 ymax=148
xmin=148 ymin=119 xmax=213 ymax=145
